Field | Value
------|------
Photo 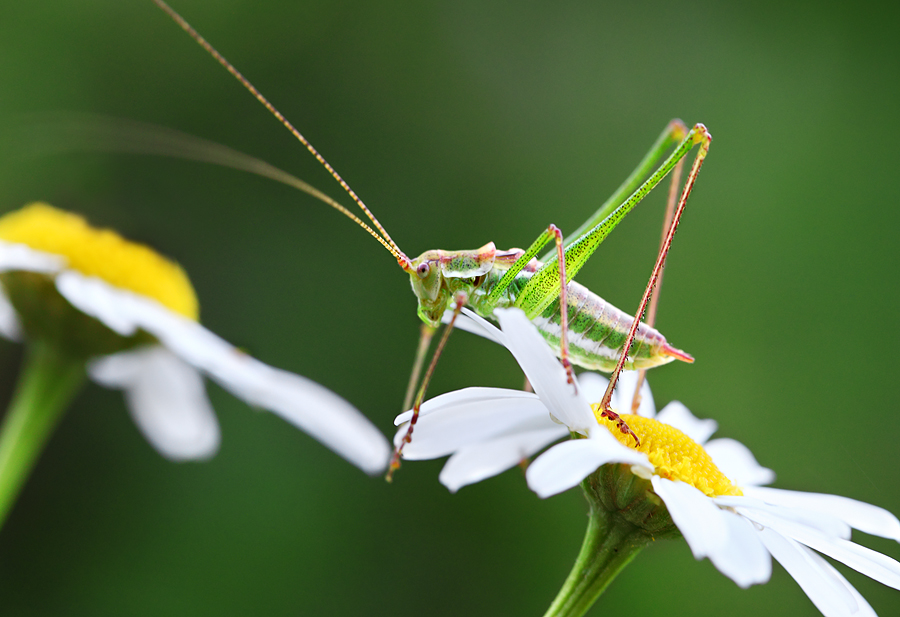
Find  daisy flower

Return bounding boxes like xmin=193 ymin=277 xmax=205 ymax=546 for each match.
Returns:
xmin=395 ymin=308 xmax=900 ymax=617
xmin=0 ymin=203 xmax=390 ymax=528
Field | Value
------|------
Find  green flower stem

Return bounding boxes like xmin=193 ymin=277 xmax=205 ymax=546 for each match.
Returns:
xmin=0 ymin=340 xmax=86 ymax=529
xmin=542 ymin=496 xmax=653 ymax=617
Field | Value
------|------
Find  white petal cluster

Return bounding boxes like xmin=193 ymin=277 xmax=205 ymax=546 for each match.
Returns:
xmin=397 ymin=308 xmax=900 ymax=615
xmin=0 ymin=240 xmax=390 ymax=474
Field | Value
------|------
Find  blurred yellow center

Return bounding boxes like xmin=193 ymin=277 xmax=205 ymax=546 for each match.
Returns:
xmin=0 ymin=203 xmax=199 ymax=320
xmin=592 ymin=405 xmax=741 ymax=497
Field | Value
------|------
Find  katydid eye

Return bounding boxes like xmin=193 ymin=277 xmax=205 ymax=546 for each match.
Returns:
xmin=416 ymin=263 xmax=431 ymax=278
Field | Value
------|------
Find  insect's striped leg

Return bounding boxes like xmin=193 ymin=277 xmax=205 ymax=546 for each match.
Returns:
xmin=630 ymin=155 xmax=685 ymax=412
xmin=519 ymin=123 xmax=710 ymax=321
xmin=402 ymin=323 xmax=436 ymax=412
xmin=598 ymin=127 xmax=712 ymax=442
xmin=387 ymin=293 xmax=467 ymax=482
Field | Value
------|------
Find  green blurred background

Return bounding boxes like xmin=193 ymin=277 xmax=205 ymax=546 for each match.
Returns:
xmin=0 ymin=1 xmax=898 ymax=615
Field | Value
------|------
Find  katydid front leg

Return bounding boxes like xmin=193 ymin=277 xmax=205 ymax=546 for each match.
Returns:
xmin=387 ymin=292 xmax=468 ymax=482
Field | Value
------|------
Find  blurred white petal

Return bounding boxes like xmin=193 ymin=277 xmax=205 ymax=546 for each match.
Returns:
xmin=59 ymin=270 xmax=389 ymax=474
xmin=808 ymin=549 xmax=877 ymax=617
xmin=758 ymin=527 xmax=860 ymax=617
xmin=90 ymin=347 xmax=219 ymax=461
xmin=705 ymin=438 xmax=776 ymax=487
xmin=56 ymin=271 xmax=139 ymax=336
xmin=577 ymin=372 xmax=609 ymax=407
xmin=608 ymin=370 xmax=656 ymax=419
xmin=0 ymin=284 xmax=22 ymax=341
xmin=0 ymin=241 xmax=65 ymax=273
xmin=656 ymin=401 xmax=717 ymax=444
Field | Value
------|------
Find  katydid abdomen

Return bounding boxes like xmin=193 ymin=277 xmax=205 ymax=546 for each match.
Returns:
xmin=528 ymin=279 xmax=691 ymax=372
xmin=466 ymin=257 xmax=692 ymax=372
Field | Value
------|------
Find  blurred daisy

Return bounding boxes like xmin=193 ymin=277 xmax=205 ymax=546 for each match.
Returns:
xmin=396 ymin=308 xmax=900 ymax=617
xmin=0 ymin=203 xmax=389 ymax=526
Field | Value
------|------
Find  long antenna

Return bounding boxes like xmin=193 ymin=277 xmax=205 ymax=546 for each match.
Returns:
xmin=17 ymin=112 xmax=406 ymax=262
xmin=154 ymin=0 xmax=414 ymax=272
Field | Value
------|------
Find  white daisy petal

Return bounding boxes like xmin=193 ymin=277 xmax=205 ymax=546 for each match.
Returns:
xmin=0 ymin=241 xmax=65 ymax=273
xmin=652 ymin=478 xmax=727 ymax=561
xmin=656 ymin=401 xmax=717 ymax=444
xmin=495 ymin=309 xmax=594 ymax=433
xmin=443 ymin=308 xmax=505 ymax=344
xmin=608 ymin=370 xmax=656 ymax=419
xmin=527 ymin=434 xmax=648 ymax=498
xmin=439 ymin=425 xmax=569 ymax=493
xmin=89 ymin=347 xmax=219 ymax=461
xmin=749 ymin=508 xmax=900 ymax=590
xmin=396 ymin=391 xmax=556 ymax=460
xmin=717 ymin=507 xmax=773 ymax=586
xmin=577 ymin=372 xmax=609 ymax=407
xmin=55 ymin=271 xmax=140 ymax=336
xmin=704 ymin=438 xmax=776 ymax=487
xmin=717 ymin=497 xmax=851 ymax=540
xmin=394 ymin=387 xmax=536 ymax=426
xmin=757 ymin=527 xmax=860 ymax=617
xmin=59 ymin=270 xmax=389 ymax=474
xmin=809 ymin=549 xmax=877 ymax=617
xmin=0 ymin=284 xmax=23 ymax=341
xmin=743 ymin=486 xmax=900 ymax=542
xmin=652 ymin=477 xmax=770 ymax=587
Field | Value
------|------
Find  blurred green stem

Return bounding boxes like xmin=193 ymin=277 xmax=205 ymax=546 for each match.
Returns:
xmin=0 ymin=340 xmax=85 ymax=529
xmin=542 ymin=498 xmax=652 ymax=617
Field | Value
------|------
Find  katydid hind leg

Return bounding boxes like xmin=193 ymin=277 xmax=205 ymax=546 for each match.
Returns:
xmin=630 ymin=155 xmax=685 ymax=413
xmin=545 ymin=119 xmax=688 ymax=261
xmin=598 ymin=125 xmax=712 ymax=444
xmin=517 ymin=123 xmax=709 ymax=322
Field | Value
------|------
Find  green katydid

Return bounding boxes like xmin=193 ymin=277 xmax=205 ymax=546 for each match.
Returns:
xmin=153 ymin=0 xmax=711 ymax=478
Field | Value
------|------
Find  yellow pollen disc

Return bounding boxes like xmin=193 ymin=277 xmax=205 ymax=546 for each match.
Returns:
xmin=592 ymin=404 xmax=741 ymax=497
xmin=0 ymin=203 xmax=199 ymax=320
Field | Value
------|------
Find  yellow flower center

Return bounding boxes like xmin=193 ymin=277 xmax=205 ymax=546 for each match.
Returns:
xmin=0 ymin=203 xmax=198 ymax=320
xmin=592 ymin=404 xmax=741 ymax=497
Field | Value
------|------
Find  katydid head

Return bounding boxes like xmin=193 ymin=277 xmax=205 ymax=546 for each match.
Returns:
xmin=407 ymin=242 xmax=496 ymax=327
